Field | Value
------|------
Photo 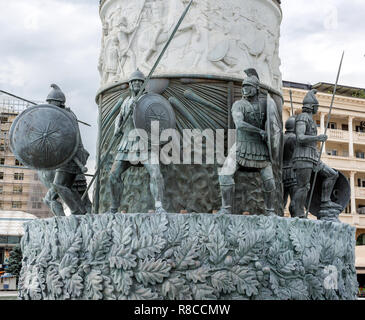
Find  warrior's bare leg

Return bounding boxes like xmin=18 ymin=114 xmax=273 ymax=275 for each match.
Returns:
xmin=218 ymin=174 xmax=236 ymax=215
xmin=288 ymin=186 xmax=297 ymax=218
xmin=292 ymin=168 xmax=312 ymax=218
xmin=144 ymin=163 xmax=166 ymax=214
xmin=109 ymin=160 xmax=131 ymax=213
xmin=260 ymin=164 xmax=276 ymax=216
xmin=43 ymin=188 xmax=65 ymax=216
xmin=318 ymin=163 xmax=341 ymax=208
xmin=53 ymin=171 xmax=86 ymax=215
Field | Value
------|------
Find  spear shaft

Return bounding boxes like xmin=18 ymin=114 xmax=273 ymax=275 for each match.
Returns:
xmin=0 ymin=89 xmax=91 ymax=127
xmin=305 ymin=52 xmax=345 ymax=218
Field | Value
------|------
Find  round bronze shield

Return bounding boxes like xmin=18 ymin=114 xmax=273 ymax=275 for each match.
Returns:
xmin=133 ymin=93 xmax=176 ymax=145
xmin=9 ymin=104 xmax=80 ymax=170
xmin=307 ymin=171 xmax=350 ymax=216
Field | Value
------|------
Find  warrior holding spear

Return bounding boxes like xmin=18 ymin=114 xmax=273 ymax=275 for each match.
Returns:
xmin=82 ymin=0 xmax=195 ymax=213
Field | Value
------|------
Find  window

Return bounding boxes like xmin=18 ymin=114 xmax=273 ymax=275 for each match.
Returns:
xmin=356 ymin=152 xmax=365 ymax=159
xmin=0 ymin=201 xmax=3 ymax=209
xmin=11 ymin=201 xmax=22 ymax=209
xmin=0 ymin=172 xmax=3 ymax=180
xmin=13 ymin=185 xmax=22 ymax=194
xmin=316 ymin=121 xmax=320 ymax=128
xmin=0 ymin=144 xmax=4 ymax=151
xmin=7 ymin=236 xmax=20 ymax=244
xmin=14 ymin=173 xmax=24 ymax=180
xmin=0 ymin=158 xmax=4 ymax=165
xmin=356 ymin=126 xmax=365 ymax=133
xmin=327 ymin=150 xmax=337 ymax=156
xmin=32 ymin=202 xmax=42 ymax=209
xmin=357 ymin=234 xmax=365 ymax=245
xmin=342 ymin=124 xmax=349 ymax=131
xmin=0 ymin=117 xmax=8 ymax=124
xmin=328 ymin=122 xmax=337 ymax=129
xmin=15 ymin=159 xmax=23 ymax=166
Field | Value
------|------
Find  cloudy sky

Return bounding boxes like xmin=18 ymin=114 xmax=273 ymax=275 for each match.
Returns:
xmin=0 ymin=0 xmax=364 ymax=173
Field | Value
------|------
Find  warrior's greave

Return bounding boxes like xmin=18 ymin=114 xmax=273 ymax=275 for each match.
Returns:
xmin=292 ymin=185 xmax=309 ymax=218
xmin=262 ymin=180 xmax=276 ymax=216
xmin=109 ymin=175 xmax=123 ymax=212
xmin=321 ymin=174 xmax=338 ymax=203
xmin=53 ymin=183 xmax=86 ymax=215
xmin=219 ymin=184 xmax=235 ymax=214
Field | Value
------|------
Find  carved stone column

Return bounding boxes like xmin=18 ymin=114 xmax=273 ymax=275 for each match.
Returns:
xmin=98 ymin=0 xmax=283 ymax=91
xmin=348 ymin=115 xmax=354 ymax=158
xmin=350 ymin=171 xmax=357 ymax=214
xmin=96 ymin=0 xmax=284 ymax=215
xmin=320 ymin=112 xmax=326 ymax=155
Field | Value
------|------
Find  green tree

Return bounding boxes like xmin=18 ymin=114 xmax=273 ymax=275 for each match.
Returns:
xmin=6 ymin=244 xmax=22 ymax=284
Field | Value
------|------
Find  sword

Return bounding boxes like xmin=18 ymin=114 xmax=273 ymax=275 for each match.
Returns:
xmin=0 ymin=89 xmax=92 ymax=127
xmin=81 ymin=0 xmax=194 ymax=201
xmin=305 ymin=51 xmax=345 ymax=218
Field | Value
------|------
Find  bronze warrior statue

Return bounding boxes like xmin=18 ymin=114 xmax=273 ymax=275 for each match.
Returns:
xmin=46 ymin=84 xmax=90 ymax=215
xmin=283 ymin=116 xmax=297 ymax=217
xmin=108 ymin=69 xmax=167 ymax=214
xmin=292 ymin=89 xmax=342 ymax=218
xmin=218 ymin=68 xmax=278 ymax=216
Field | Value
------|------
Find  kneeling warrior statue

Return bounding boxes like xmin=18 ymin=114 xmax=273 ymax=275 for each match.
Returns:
xmin=46 ymin=84 xmax=90 ymax=215
xmin=292 ymin=89 xmax=342 ymax=218
xmin=218 ymin=68 xmax=279 ymax=216
xmin=108 ymin=69 xmax=167 ymax=214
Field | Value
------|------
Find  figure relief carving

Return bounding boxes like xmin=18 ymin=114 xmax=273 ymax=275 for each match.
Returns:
xmin=98 ymin=0 xmax=282 ymax=91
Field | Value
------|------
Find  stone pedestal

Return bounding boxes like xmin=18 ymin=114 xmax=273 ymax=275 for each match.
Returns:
xmin=19 ymin=213 xmax=358 ymax=300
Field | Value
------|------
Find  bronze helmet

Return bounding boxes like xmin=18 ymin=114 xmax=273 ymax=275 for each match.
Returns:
xmin=46 ymin=84 xmax=66 ymax=105
xmin=242 ymin=68 xmax=260 ymax=88
xmin=285 ymin=116 xmax=296 ymax=133
xmin=128 ymin=69 xmax=145 ymax=83
xmin=303 ymin=89 xmax=319 ymax=109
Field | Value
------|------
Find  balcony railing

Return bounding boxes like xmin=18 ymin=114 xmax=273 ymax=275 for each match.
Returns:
xmin=356 ymin=187 xmax=365 ymax=199
xmin=327 ymin=129 xmax=349 ymax=141
xmin=354 ymin=132 xmax=365 ymax=144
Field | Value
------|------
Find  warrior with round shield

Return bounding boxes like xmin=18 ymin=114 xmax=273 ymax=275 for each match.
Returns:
xmin=46 ymin=84 xmax=90 ymax=215
xmin=218 ymin=69 xmax=280 ymax=216
xmin=108 ymin=69 xmax=167 ymax=214
xmin=291 ymin=89 xmax=342 ymax=218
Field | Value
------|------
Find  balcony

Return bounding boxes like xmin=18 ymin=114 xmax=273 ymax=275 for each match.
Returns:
xmin=327 ymin=129 xmax=349 ymax=142
xmin=340 ymin=213 xmax=365 ymax=228
xmin=356 ymin=187 xmax=365 ymax=200
xmin=354 ymin=132 xmax=365 ymax=144
xmin=321 ymin=155 xmax=365 ymax=173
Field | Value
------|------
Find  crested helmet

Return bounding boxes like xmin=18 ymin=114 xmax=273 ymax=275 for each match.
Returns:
xmin=303 ymin=89 xmax=319 ymax=109
xmin=46 ymin=84 xmax=66 ymax=105
xmin=242 ymin=68 xmax=260 ymax=88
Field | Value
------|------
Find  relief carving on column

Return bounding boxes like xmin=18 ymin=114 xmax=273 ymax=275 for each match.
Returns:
xmin=99 ymin=0 xmax=282 ymax=91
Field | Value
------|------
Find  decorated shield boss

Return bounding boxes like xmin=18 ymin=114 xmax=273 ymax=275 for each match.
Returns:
xmin=133 ymin=93 xmax=176 ymax=145
xmin=9 ymin=104 xmax=80 ymax=170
